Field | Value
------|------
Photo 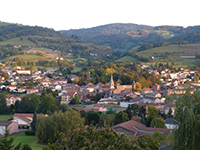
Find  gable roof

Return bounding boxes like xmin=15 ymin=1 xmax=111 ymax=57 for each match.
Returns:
xmin=0 ymin=121 xmax=13 ymax=127
xmin=112 ymin=120 xmax=171 ymax=137
xmin=165 ymin=118 xmax=178 ymax=124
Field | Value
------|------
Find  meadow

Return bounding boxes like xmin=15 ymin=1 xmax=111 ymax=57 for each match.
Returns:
xmin=115 ymin=56 xmax=138 ymax=63
xmin=12 ymin=132 xmax=45 ymax=150
xmin=0 ymin=37 xmax=36 ymax=47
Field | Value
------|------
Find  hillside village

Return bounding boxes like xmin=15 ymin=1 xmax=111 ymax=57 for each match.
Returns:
xmin=0 ymin=61 xmax=198 ymax=115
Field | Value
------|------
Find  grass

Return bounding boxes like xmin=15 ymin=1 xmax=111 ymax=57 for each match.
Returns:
xmin=137 ymin=44 xmax=181 ymax=57
xmin=0 ymin=37 xmax=36 ymax=46
xmin=72 ymin=66 xmax=82 ymax=72
xmin=0 ymin=54 xmax=43 ymax=61
xmin=12 ymin=132 xmax=45 ymax=150
xmin=115 ymin=56 xmax=138 ymax=63
xmin=0 ymin=114 xmax=11 ymax=121
xmin=68 ymin=57 xmax=87 ymax=63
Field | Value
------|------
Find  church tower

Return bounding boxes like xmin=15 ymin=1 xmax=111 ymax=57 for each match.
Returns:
xmin=110 ymin=74 xmax=115 ymax=89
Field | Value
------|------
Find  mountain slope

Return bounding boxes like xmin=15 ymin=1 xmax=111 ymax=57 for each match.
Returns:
xmin=0 ymin=22 xmax=114 ymax=61
xmin=61 ymin=23 xmax=200 ymax=51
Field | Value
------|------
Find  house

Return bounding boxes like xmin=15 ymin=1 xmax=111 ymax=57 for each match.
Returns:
xmin=7 ymin=85 xmax=17 ymax=92
xmin=98 ymin=97 xmax=118 ymax=104
xmin=0 ymin=121 xmax=18 ymax=135
xmin=60 ymin=89 xmax=78 ymax=104
xmin=16 ymin=69 xmax=31 ymax=75
xmin=142 ymin=88 xmax=153 ymax=94
xmin=112 ymin=120 xmax=171 ymax=137
xmin=13 ymin=113 xmax=47 ymax=127
xmin=27 ymin=88 xmax=39 ymax=94
xmin=6 ymin=94 xmax=25 ymax=106
xmin=165 ymin=118 xmax=178 ymax=129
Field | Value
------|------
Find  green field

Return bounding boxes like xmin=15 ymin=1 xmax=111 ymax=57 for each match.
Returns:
xmin=0 ymin=37 xmax=36 ymax=46
xmin=137 ymin=44 xmax=180 ymax=57
xmin=0 ymin=114 xmax=11 ymax=121
xmin=12 ymin=132 xmax=45 ymax=150
xmin=72 ymin=66 xmax=82 ymax=72
xmin=115 ymin=56 xmax=138 ymax=63
xmin=0 ymin=54 xmax=43 ymax=61
xmin=68 ymin=57 xmax=87 ymax=63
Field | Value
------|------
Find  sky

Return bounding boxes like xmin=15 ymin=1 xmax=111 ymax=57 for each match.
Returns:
xmin=0 ymin=0 xmax=199 ymax=31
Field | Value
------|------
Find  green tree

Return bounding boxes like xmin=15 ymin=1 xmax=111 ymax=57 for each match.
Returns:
xmin=0 ymin=129 xmax=22 ymax=150
xmin=115 ymin=111 xmax=129 ymax=124
xmin=173 ymin=89 xmax=200 ymax=149
xmin=30 ymin=111 xmax=37 ymax=132
xmin=150 ymin=117 xmax=166 ymax=128
xmin=18 ymin=94 xmax=40 ymax=113
xmin=99 ymin=113 xmax=115 ymax=127
xmin=69 ymin=94 xmax=79 ymax=104
xmin=85 ymin=111 xmax=99 ymax=126
xmin=22 ymin=143 xmax=32 ymax=150
xmin=0 ymin=92 xmax=9 ymax=114
xmin=37 ymin=93 xmax=59 ymax=114
xmin=36 ymin=110 xmax=85 ymax=144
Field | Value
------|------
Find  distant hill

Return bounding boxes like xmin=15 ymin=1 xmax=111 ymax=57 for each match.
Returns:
xmin=0 ymin=22 xmax=114 ymax=61
xmin=60 ymin=23 xmax=200 ymax=51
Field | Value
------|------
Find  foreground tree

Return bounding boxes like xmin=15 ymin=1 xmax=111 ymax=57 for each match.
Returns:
xmin=44 ymin=127 xmax=164 ymax=150
xmin=36 ymin=109 xmax=85 ymax=144
xmin=173 ymin=89 xmax=200 ymax=149
xmin=0 ymin=129 xmax=22 ymax=150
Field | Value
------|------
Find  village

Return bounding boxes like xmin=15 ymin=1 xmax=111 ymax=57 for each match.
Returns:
xmin=0 ymin=60 xmax=198 ymax=136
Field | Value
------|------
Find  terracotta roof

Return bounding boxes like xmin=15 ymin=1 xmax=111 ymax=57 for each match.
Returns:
xmin=112 ymin=120 xmax=171 ymax=137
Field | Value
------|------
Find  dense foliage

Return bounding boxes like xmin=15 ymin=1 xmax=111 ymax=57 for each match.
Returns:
xmin=36 ymin=110 xmax=85 ymax=144
xmin=173 ymin=89 xmax=200 ymax=149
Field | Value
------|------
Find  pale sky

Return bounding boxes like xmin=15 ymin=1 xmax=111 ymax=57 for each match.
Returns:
xmin=0 ymin=0 xmax=199 ymax=31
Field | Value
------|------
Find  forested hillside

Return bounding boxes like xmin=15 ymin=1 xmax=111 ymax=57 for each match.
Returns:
xmin=61 ymin=23 xmax=200 ymax=51
xmin=0 ymin=21 xmax=114 ymax=61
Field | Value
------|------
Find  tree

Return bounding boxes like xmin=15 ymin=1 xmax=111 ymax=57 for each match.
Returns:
xmin=22 ymin=143 xmax=32 ymax=150
xmin=0 ymin=92 xmax=9 ymax=114
xmin=125 ymin=104 xmax=145 ymax=119
xmin=135 ymin=82 xmax=142 ymax=91
xmin=115 ymin=111 xmax=129 ymax=124
xmin=99 ymin=113 xmax=115 ymax=127
xmin=148 ymin=105 xmax=159 ymax=117
xmin=150 ymin=117 xmax=166 ymax=128
xmin=194 ymin=76 xmax=199 ymax=83
xmin=85 ymin=111 xmax=99 ymax=126
xmin=18 ymin=94 xmax=40 ymax=113
xmin=36 ymin=110 xmax=85 ymax=144
xmin=69 ymin=94 xmax=79 ymax=104
xmin=0 ymin=129 xmax=22 ymax=150
xmin=173 ymin=89 xmax=200 ymax=149
xmin=37 ymin=93 xmax=59 ymax=114
xmin=31 ymin=111 xmax=37 ymax=132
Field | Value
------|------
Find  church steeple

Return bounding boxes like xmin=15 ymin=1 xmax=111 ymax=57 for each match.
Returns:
xmin=110 ymin=74 xmax=115 ymax=89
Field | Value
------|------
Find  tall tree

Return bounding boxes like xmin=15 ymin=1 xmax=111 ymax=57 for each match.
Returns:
xmin=173 ymin=89 xmax=200 ymax=149
xmin=31 ymin=111 xmax=37 ymax=132
xmin=0 ymin=92 xmax=9 ymax=114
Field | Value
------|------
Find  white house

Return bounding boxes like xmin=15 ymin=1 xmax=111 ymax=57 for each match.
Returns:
xmin=164 ymin=118 xmax=178 ymax=129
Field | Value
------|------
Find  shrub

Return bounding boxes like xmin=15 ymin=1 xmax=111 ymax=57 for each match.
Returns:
xmin=22 ymin=143 xmax=32 ymax=150
xmin=25 ymin=130 xmax=35 ymax=136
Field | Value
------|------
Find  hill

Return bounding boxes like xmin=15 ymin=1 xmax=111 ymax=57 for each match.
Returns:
xmin=0 ymin=22 xmax=115 ymax=62
xmin=61 ymin=23 xmax=200 ymax=51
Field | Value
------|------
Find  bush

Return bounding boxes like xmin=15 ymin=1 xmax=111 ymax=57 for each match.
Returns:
xmin=25 ymin=130 xmax=35 ymax=136
xmin=22 ymin=143 xmax=32 ymax=150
